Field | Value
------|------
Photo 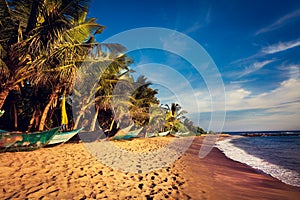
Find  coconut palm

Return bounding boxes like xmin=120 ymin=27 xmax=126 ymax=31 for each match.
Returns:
xmin=129 ymin=76 xmax=160 ymax=127
xmin=0 ymin=0 xmax=115 ymax=131
xmin=161 ymin=103 xmax=188 ymax=132
xmin=73 ymin=54 xmax=132 ymax=131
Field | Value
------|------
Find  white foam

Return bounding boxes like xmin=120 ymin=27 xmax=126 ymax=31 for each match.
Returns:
xmin=215 ymin=138 xmax=300 ymax=187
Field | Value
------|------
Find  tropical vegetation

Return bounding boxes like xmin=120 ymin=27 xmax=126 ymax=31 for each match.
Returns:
xmin=0 ymin=0 xmax=204 ymax=136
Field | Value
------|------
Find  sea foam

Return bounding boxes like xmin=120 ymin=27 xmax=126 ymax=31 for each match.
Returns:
xmin=215 ymin=138 xmax=300 ymax=187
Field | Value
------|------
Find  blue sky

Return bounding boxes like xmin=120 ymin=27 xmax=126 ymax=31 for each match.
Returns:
xmin=88 ymin=0 xmax=300 ymax=131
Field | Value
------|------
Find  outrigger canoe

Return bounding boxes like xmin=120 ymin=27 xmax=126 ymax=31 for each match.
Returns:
xmin=47 ymin=127 xmax=84 ymax=145
xmin=0 ymin=127 xmax=59 ymax=152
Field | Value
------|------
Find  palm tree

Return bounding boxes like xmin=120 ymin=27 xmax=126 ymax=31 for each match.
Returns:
xmin=161 ymin=103 xmax=188 ymax=132
xmin=129 ymin=76 xmax=160 ymax=127
xmin=0 ymin=0 xmax=109 ymax=131
xmin=0 ymin=0 xmax=27 ymax=110
xmin=73 ymin=54 xmax=132 ymax=131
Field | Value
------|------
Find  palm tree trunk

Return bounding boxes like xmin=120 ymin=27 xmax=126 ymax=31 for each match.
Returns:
xmin=38 ymin=96 xmax=55 ymax=131
xmin=38 ymin=88 xmax=59 ymax=131
xmin=27 ymin=110 xmax=36 ymax=132
xmin=0 ymin=89 xmax=9 ymax=110
xmin=74 ymin=111 xmax=84 ymax=130
xmin=89 ymin=106 xmax=99 ymax=131
xmin=13 ymin=103 xmax=17 ymax=130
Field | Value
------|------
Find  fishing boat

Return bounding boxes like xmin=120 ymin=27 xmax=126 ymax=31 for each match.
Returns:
xmin=0 ymin=134 xmax=23 ymax=148
xmin=172 ymin=131 xmax=190 ymax=137
xmin=47 ymin=127 xmax=84 ymax=145
xmin=0 ymin=129 xmax=7 ymax=133
xmin=158 ymin=131 xmax=169 ymax=137
xmin=0 ymin=127 xmax=59 ymax=152
xmin=146 ymin=132 xmax=157 ymax=138
xmin=120 ymin=124 xmax=134 ymax=133
xmin=113 ymin=127 xmax=143 ymax=140
xmin=146 ymin=131 xmax=170 ymax=138
xmin=127 ymin=127 xmax=143 ymax=137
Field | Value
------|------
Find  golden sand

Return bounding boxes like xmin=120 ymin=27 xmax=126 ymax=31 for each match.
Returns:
xmin=1 ymin=136 xmax=300 ymax=199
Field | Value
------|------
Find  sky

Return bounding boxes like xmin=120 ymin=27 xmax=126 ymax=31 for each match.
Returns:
xmin=88 ymin=0 xmax=300 ymax=131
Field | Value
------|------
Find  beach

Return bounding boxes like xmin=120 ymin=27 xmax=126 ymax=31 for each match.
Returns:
xmin=1 ymin=136 xmax=300 ymax=199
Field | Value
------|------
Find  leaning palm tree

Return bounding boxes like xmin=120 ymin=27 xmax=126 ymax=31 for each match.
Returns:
xmin=1 ymin=0 xmax=134 ymax=132
xmin=14 ymin=0 xmax=106 ymax=131
xmin=0 ymin=0 xmax=101 ymax=128
xmin=72 ymin=53 xmax=132 ymax=131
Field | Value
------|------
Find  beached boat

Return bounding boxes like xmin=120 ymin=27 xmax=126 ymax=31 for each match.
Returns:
xmin=158 ymin=131 xmax=169 ymax=137
xmin=127 ymin=127 xmax=143 ymax=137
xmin=172 ymin=131 xmax=190 ymax=137
xmin=120 ymin=124 xmax=134 ymax=133
xmin=0 ymin=127 xmax=59 ymax=152
xmin=146 ymin=132 xmax=157 ymax=138
xmin=0 ymin=134 xmax=23 ymax=148
xmin=146 ymin=131 xmax=170 ymax=138
xmin=0 ymin=129 xmax=7 ymax=133
xmin=47 ymin=127 xmax=84 ymax=145
xmin=113 ymin=127 xmax=143 ymax=140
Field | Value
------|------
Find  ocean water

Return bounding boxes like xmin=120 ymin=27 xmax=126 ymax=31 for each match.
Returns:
xmin=215 ymin=131 xmax=300 ymax=187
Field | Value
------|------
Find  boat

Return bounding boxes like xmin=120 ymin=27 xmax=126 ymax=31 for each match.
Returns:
xmin=0 ymin=134 xmax=23 ymax=148
xmin=47 ymin=127 xmax=84 ymax=145
xmin=146 ymin=132 xmax=157 ymax=138
xmin=120 ymin=124 xmax=134 ymax=133
xmin=112 ymin=127 xmax=143 ymax=140
xmin=0 ymin=127 xmax=60 ymax=152
xmin=158 ymin=131 xmax=169 ymax=137
xmin=145 ymin=131 xmax=170 ymax=138
xmin=127 ymin=127 xmax=143 ymax=137
xmin=172 ymin=131 xmax=190 ymax=137
xmin=0 ymin=129 xmax=7 ymax=133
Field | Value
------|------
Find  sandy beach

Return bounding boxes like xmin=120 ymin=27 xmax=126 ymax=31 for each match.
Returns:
xmin=1 ymin=136 xmax=300 ymax=199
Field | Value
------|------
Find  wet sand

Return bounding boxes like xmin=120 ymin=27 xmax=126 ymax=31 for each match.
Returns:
xmin=1 ymin=136 xmax=300 ymax=199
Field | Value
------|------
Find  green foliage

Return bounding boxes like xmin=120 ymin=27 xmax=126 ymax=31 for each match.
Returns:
xmin=0 ymin=0 xmax=207 ymax=134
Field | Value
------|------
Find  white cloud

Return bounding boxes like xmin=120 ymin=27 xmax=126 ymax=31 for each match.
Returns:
xmin=223 ymin=110 xmax=300 ymax=131
xmin=262 ymin=39 xmax=300 ymax=54
xmin=278 ymin=64 xmax=300 ymax=79
xmin=226 ymin=78 xmax=300 ymax=111
xmin=238 ymin=60 xmax=273 ymax=77
xmin=255 ymin=8 xmax=300 ymax=35
xmin=219 ymin=78 xmax=300 ymax=131
xmin=133 ymin=61 xmax=300 ymax=131
xmin=184 ymin=22 xmax=202 ymax=34
xmin=288 ymin=65 xmax=300 ymax=79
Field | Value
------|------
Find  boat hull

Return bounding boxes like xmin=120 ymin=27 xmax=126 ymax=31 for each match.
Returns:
xmin=48 ymin=128 xmax=83 ymax=145
xmin=1 ymin=127 xmax=59 ymax=152
xmin=158 ymin=131 xmax=169 ymax=137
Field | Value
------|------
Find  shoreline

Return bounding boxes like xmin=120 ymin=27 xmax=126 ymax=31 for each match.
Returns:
xmin=181 ymin=137 xmax=300 ymax=199
xmin=1 ymin=136 xmax=300 ymax=199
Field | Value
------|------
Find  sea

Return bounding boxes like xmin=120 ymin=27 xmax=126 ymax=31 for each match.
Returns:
xmin=215 ymin=130 xmax=300 ymax=187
